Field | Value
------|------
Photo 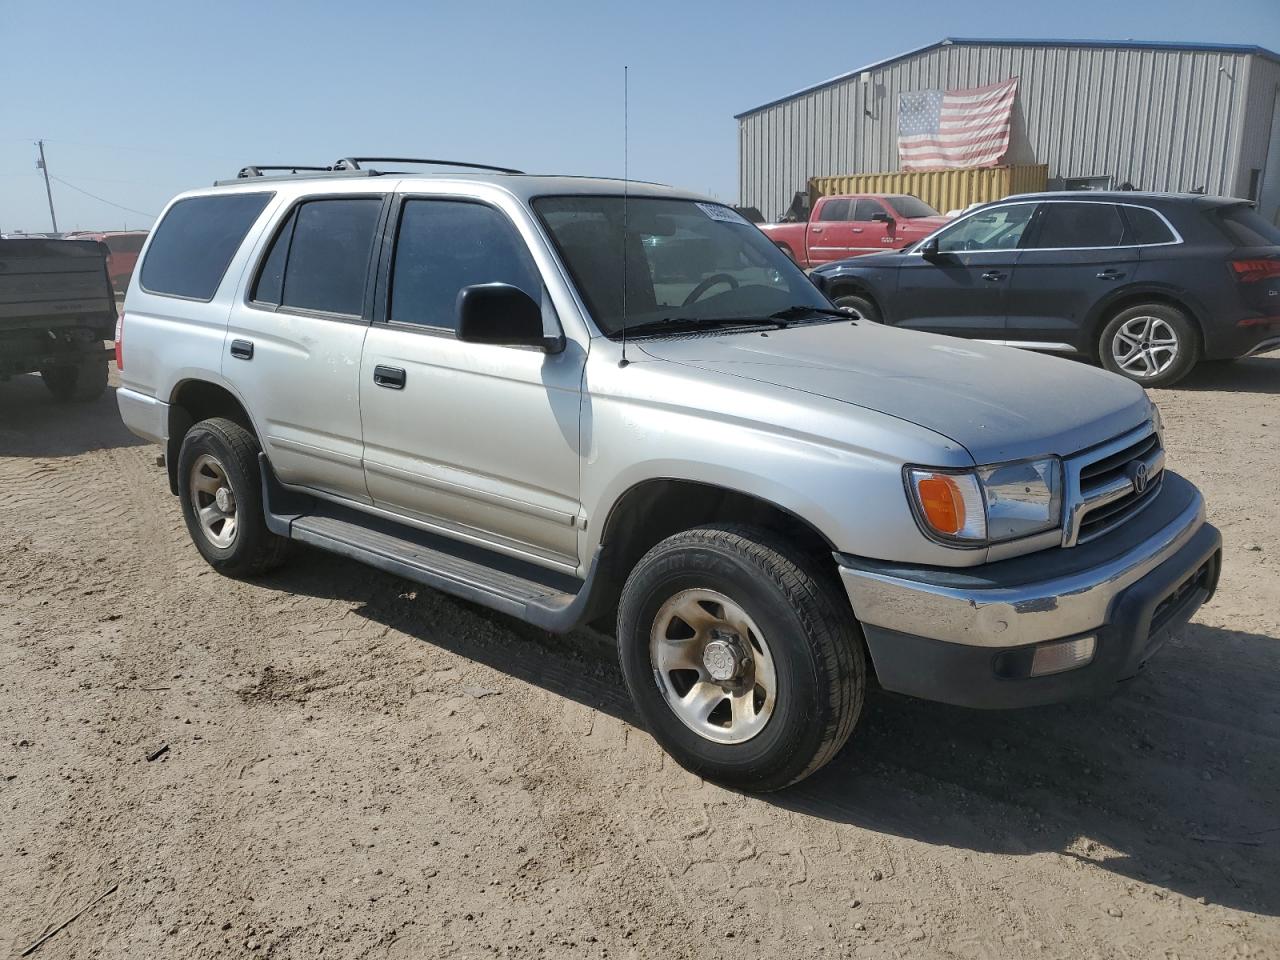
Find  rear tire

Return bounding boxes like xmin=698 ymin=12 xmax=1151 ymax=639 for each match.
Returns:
xmin=832 ymin=292 xmax=882 ymax=323
xmin=40 ymin=355 xmax=108 ymax=402
xmin=617 ymin=524 xmax=865 ymax=792
xmin=1098 ymin=303 xmax=1199 ymax=387
xmin=177 ymin=417 xmax=289 ymax=577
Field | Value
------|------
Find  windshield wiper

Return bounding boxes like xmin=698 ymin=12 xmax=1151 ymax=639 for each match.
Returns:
xmin=766 ymin=305 xmax=851 ymax=322
xmin=621 ymin=316 xmax=787 ymax=338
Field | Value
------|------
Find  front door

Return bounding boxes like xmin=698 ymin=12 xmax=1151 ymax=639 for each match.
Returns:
xmin=891 ymin=201 xmax=1037 ymax=340
xmin=848 ymin=198 xmax=894 ymax=255
xmin=359 ymin=196 xmax=584 ymax=568
xmin=225 ymin=191 xmax=387 ymax=501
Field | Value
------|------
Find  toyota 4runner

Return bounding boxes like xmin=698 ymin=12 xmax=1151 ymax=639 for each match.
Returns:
xmin=116 ymin=158 xmax=1222 ymax=791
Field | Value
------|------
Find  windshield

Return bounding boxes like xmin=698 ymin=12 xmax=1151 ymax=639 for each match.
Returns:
xmin=885 ymin=196 xmax=940 ymax=219
xmin=533 ymin=196 xmax=830 ymax=337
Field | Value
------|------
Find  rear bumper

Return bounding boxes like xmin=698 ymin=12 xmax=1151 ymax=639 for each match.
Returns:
xmin=116 ymin=386 xmax=168 ymax=444
xmin=837 ymin=473 xmax=1222 ymax=708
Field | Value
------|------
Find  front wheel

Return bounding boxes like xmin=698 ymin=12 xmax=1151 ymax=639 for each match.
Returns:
xmin=617 ymin=524 xmax=865 ymax=792
xmin=832 ymin=293 xmax=882 ymax=323
xmin=1098 ymin=304 xmax=1199 ymax=387
xmin=177 ymin=417 xmax=289 ymax=577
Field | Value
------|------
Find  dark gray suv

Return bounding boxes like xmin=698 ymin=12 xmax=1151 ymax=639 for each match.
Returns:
xmin=811 ymin=192 xmax=1280 ymax=387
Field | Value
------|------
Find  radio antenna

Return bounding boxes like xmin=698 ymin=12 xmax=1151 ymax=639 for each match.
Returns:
xmin=619 ymin=64 xmax=630 ymax=367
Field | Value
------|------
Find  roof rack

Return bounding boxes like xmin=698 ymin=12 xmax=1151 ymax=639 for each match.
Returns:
xmin=218 ymin=156 xmax=524 ymax=187
xmin=333 ymin=156 xmax=524 ymax=175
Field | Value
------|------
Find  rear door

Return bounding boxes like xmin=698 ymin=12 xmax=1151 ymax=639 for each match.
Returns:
xmin=1005 ymin=201 xmax=1137 ymax=351
xmin=805 ymin=199 xmax=852 ymax=264
xmin=891 ymin=201 xmax=1035 ymax=340
xmin=224 ymin=190 xmax=388 ymax=501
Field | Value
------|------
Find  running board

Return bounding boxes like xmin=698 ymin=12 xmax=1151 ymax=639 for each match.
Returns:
xmin=258 ymin=454 xmax=608 ymax=633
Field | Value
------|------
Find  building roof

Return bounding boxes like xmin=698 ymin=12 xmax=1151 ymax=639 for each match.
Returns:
xmin=734 ymin=37 xmax=1280 ymax=119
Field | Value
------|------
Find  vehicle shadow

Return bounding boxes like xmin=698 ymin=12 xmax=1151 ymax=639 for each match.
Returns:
xmin=1170 ymin=351 xmax=1280 ymax=395
xmin=262 ymin=547 xmax=1280 ymax=918
xmin=0 ymin=371 xmax=145 ymax=458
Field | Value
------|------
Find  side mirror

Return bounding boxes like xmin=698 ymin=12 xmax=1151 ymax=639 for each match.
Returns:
xmin=918 ymin=236 xmax=941 ymax=260
xmin=870 ymin=212 xmax=893 ymax=224
xmin=456 ymin=283 xmax=563 ymax=352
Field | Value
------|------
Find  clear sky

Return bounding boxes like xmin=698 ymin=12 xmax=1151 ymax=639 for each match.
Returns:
xmin=3 ymin=0 xmax=1279 ymax=232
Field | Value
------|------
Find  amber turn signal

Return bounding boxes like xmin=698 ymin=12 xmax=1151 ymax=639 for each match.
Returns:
xmin=916 ymin=475 xmax=965 ymax=535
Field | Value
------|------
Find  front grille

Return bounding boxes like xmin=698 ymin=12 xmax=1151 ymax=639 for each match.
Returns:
xmin=1065 ymin=427 xmax=1165 ymax=546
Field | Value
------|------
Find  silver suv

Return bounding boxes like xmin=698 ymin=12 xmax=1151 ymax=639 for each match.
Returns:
xmin=116 ymin=158 xmax=1222 ymax=791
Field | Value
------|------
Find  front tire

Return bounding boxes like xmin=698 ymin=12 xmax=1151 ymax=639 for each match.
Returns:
xmin=177 ymin=417 xmax=289 ymax=577
xmin=41 ymin=356 xmax=108 ymax=402
xmin=832 ymin=292 xmax=882 ymax=323
xmin=617 ymin=524 xmax=865 ymax=792
xmin=1098 ymin=303 xmax=1199 ymax=387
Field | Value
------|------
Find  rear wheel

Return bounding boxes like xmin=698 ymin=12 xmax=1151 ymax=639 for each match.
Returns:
xmin=177 ymin=417 xmax=289 ymax=577
xmin=617 ymin=524 xmax=865 ymax=792
xmin=1098 ymin=303 xmax=1198 ymax=387
xmin=41 ymin=355 xmax=108 ymax=402
xmin=832 ymin=292 xmax=882 ymax=323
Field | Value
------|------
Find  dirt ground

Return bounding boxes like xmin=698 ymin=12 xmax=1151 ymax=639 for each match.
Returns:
xmin=1 ymin=355 xmax=1278 ymax=960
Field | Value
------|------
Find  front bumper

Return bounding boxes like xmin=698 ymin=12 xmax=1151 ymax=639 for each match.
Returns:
xmin=838 ymin=472 xmax=1221 ymax=708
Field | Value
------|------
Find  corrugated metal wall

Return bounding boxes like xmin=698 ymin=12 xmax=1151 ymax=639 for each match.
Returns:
xmin=809 ymin=164 xmax=1048 ymax=214
xmin=739 ymin=42 xmax=1262 ymax=221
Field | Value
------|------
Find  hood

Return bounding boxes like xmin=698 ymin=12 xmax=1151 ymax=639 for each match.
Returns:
xmin=637 ymin=322 xmax=1151 ymax=464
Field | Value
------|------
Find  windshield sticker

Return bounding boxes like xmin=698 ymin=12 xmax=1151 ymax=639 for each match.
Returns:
xmin=695 ymin=202 xmax=749 ymax=225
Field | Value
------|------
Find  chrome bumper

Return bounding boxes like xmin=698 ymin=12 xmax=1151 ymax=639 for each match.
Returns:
xmin=839 ymin=488 xmax=1207 ymax=649
xmin=116 ymin=386 xmax=168 ymax=445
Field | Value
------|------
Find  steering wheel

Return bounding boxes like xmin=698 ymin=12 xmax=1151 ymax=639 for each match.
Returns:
xmin=682 ymin=273 xmax=739 ymax=307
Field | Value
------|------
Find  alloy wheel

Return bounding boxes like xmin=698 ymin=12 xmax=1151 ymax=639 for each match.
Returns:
xmin=1111 ymin=315 xmax=1180 ymax=379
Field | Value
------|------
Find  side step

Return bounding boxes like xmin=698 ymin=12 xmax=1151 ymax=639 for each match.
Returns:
xmin=259 ymin=454 xmax=608 ymax=633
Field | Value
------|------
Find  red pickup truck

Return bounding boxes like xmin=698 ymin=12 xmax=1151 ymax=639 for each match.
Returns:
xmin=759 ymin=194 xmax=949 ymax=267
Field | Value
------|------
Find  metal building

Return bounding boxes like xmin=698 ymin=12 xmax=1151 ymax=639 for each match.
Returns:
xmin=737 ymin=38 xmax=1280 ymax=224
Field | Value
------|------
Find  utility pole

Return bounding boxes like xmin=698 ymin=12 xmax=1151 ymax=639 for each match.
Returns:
xmin=35 ymin=140 xmax=58 ymax=233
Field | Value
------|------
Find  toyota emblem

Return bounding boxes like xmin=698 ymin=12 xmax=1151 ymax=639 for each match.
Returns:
xmin=1130 ymin=460 xmax=1149 ymax=495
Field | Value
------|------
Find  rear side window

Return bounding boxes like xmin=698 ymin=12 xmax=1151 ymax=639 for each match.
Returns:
xmin=1214 ymin=205 xmax=1280 ymax=246
xmin=252 ymin=197 xmax=382 ymax=316
xmin=817 ymin=199 xmax=851 ymax=222
xmin=389 ymin=199 xmax=540 ymax=331
xmin=1121 ymin=207 xmax=1176 ymax=245
xmin=141 ymin=193 xmax=271 ymax=300
xmin=1031 ymin=203 xmax=1125 ymax=249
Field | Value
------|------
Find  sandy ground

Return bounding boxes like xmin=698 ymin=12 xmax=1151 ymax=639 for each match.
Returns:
xmin=1 ymin=355 xmax=1278 ymax=960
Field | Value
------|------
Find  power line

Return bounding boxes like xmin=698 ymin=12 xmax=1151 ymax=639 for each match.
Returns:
xmin=49 ymin=176 xmax=156 ymax=219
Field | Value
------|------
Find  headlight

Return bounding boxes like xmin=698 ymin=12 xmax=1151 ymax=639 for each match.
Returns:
xmin=906 ymin=457 xmax=1063 ymax=546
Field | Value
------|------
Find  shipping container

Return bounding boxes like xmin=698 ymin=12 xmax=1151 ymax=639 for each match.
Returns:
xmin=808 ymin=164 xmax=1049 ymax=215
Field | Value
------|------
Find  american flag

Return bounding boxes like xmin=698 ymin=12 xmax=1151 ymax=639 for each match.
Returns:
xmin=898 ymin=78 xmax=1018 ymax=170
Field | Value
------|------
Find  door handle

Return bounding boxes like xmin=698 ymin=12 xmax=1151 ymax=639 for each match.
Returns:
xmin=811 ymin=226 xmax=824 ymax=233
xmin=373 ymin=365 xmax=406 ymax=389
xmin=1096 ymin=269 xmax=1125 ymax=280
xmin=981 ymin=271 xmax=1006 ymax=281
xmin=229 ymin=339 xmax=254 ymax=360
xmin=851 ymin=227 xmax=864 ymax=233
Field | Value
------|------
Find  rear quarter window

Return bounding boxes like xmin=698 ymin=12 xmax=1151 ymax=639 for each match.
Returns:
xmin=1121 ymin=207 xmax=1176 ymax=245
xmin=140 ymin=193 xmax=272 ymax=300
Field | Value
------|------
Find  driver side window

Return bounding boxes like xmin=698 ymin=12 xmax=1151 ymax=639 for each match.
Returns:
xmin=936 ymin=203 xmax=1036 ymax=253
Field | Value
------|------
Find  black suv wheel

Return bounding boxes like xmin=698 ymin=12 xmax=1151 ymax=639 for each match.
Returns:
xmin=617 ymin=524 xmax=865 ymax=791
xmin=1099 ymin=303 xmax=1199 ymax=387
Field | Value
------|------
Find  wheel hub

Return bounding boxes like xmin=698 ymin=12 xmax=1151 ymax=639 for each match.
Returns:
xmin=702 ymin=634 xmax=747 ymax=682
xmin=214 ymin=486 xmax=235 ymax=512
